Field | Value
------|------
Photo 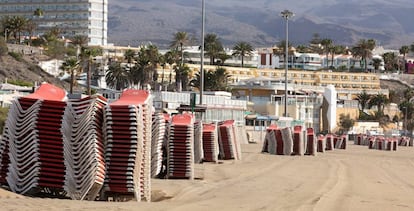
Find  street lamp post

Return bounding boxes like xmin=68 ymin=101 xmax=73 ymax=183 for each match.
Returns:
xmin=199 ymin=0 xmax=205 ymax=105
xmin=280 ymin=10 xmax=294 ymax=117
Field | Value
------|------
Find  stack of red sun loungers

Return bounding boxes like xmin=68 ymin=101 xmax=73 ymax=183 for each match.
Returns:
xmin=167 ymin=113 xmax=194 ymax=179
xmin=292 ymin=125 xmax=304 ymax=155
xmin=202 ymin=123 xmax=218 ymax=162
xmin=218 ymin=120 xmax=241 ymax=160
xmin=317 ymin=134 xmax=326 ymax=153
xmin=63 ymin=95 xmax=107 ymax=200
xmin=103 ymin=89 xmax=152 ymax=202
xmin=325 ymin=134 xmax=334 ymax=151
xmin=262 ymin=124 xmax=277 ymax=154
xmin=305 ymin=128 xmax=317 ymax=156
xmin=4 ymin=83 xmax=67 ymax=195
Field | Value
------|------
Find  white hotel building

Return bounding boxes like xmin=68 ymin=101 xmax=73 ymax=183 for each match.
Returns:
xmin=0 ymin=0 xmax=108 ymax=46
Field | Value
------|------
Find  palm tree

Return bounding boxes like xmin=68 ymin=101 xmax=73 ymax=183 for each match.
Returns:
xmin=403 ymin=88 xmax=414 ymax=101
xmin=330 ymin=45 xmax=345 ymax=69
xmin=164 ymin=49 xmax=180 ymax=88
xmin=351 ymin=39 xmax=376 ymax=72
xmin=106 ymin=61 xmax=129 ymax=90
xmin=33 ymin=8 xmax=44 ymax=17
xmin=296 ymin=45 xmax=311 ymax=53
xmin=355 ymin=90 xmax=371 ymax=111
xmin=232 ymin=41 xmax=254 ymax=68
xmin=170 ymin=31 xmax=189 ymax=66
xmin=174 ymin=65 xmax=190 ymax=91
xmin=71 ymin=35 xmax=88 ymax=58
xmin=372 ymin=58 xmax=382 ymax=73
xmin=320 ymin=38 xmax=332 ymax=69
xmin=60 ymin=57 xmax=80 ymax=94
xmin=382 ymin=52 xmax=398 ymax=72
xmin=124 ymin=49 xmax=136 ymax=70
xmin=273 ymin=40 xmax=294 ymax=68
xmin=204 ymin=33 xmax=223 ymax=65
xmin=213 ymin=67 xmax=231 ymax=91
xmin=369 ymin=93 xmax=389 ymax=115
xmin=190 ymin=67 xmax=230 ymax=91
xmin=24 ymin=19 xmax=37 ymax=46
xmin=80 ymin=46 xmax=103 ymax=95
xmin=400 ymin=45 xmax=409 ymax=72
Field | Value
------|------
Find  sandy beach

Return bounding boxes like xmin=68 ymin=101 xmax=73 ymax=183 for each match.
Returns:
xmin=1 ymin=142 xmax=414 ymax=211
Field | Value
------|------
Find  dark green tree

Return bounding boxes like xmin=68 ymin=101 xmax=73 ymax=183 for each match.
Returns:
xmin=232 ymin=41 xmax=254 ymax=68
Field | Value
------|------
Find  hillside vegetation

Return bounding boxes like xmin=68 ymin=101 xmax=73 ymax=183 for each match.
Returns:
xmin=0 ymin=53 xmax=68 ymax=89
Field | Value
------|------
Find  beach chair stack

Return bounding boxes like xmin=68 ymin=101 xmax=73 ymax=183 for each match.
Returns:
xmin=193 ymin=120 xmax=204 ymax=163
xmin=167 ymin=113 xmax=195 ymax=179
xmin=280 ymin=127 xmax=293 ymax=156
xmin=305 ymin=128 xmax=317 ymax=156
xmin=398 ymin=136 xmax=410 ymax=147
xmin=151 ymin=113 xmax=167 ymax=178
xmin=325 ymin=134 xmax=334 ymax=150
xmin=62 ymin=95 xmax=107 ymax=200
xmin=202 ymin=123 xmax=219 ymax=162
xmin=103 ymin=89 xmax=152 ymax=202
xmin=334 ymin=135 xmax=347 ymax=149
xmin=4 ymin=83 xmax=67 ymax=195
xmin=262 ymin=125 xmax=277 ymax=154
xmin=292 ymin=125 xmax=305 ymax=156
xmin=317 ymin=134 xmax=326 ymax=153
xmin=218 ymin=120 xmax=241 ymax=160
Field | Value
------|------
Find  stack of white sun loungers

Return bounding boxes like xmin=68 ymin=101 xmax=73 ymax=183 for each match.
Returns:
xmin=3 ymin=83 xmax=67 ymax=195
xmin=62 ymin=95 xmax=107 ymax=200
xmin=103 ymin=89 xmax=152 ymax=202
xmin=167 ymin=113 xmax=195 ymax=179
xmin=202 ymin=123 xmax=219 ymax=162
xmin=193 ymin=120 xmax=204 ymax=164
xmin=218 ymin=120 xmax=241 ymax=160
xmin=151 ymin=113 xmax=167 ymax=178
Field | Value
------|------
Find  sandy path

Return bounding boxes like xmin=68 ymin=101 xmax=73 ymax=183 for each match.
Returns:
xmin=1 ymin=142 xmax=414 ymax=210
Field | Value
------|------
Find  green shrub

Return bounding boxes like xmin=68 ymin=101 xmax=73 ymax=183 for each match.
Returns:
xmin=8 ymin=79 xmax=33 ymax=87
xmin=0 ymin=107 xmax=9 ymax=134
xmin=8 ymin=52 xmax=23 ymax=62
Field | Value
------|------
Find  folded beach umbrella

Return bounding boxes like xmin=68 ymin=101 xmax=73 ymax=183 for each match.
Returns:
xmin=167 ymin=113 xmax=195 ymax=179
xmin=202 ymin=123 xmax=219 ymax=162
xmin=103 ymin=89 xmax=152 ymax=202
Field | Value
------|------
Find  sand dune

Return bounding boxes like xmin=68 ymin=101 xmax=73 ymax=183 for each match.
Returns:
xmin=1 ymin=142 xmax=414 ymax=211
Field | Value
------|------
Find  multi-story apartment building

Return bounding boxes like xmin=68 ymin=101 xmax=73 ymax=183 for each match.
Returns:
xmin=0 ymin=0 xmax=107 ymax=46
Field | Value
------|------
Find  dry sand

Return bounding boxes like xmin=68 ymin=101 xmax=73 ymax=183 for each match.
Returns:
xmin=1 ymin=142 xmax=414 ymax=211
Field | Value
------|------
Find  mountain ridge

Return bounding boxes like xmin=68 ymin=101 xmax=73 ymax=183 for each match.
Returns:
xmin=108 ymin=0 xmax=414 ymax=48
